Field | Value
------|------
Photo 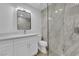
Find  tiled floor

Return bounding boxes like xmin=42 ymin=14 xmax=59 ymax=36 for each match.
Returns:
xmin=36 ymin=50 xmax=47 ymax=56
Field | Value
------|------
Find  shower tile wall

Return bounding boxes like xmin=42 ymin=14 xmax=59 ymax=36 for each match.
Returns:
xmin=64 ymin=4 xmax=79 ymax=56
xmin=42 ymin=3 xmax=79 ymax=56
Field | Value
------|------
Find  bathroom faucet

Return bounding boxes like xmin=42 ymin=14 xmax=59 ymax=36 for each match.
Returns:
xmin=24 ymin=30 xmax=26 ymax=34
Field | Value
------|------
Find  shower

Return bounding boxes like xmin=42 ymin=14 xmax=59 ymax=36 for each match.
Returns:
xmin=41 ymin=3 xmax=79 ymax=56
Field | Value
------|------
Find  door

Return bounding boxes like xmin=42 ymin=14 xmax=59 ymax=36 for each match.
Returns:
xmin=48 ymin=3 xmax=79 ymax=56
xmin=48 ymin=3 xmax=65 ymax=56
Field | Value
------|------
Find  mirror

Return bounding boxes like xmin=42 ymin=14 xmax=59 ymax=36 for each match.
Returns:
xmin=17 ymin=9 xmax=31 ymax=30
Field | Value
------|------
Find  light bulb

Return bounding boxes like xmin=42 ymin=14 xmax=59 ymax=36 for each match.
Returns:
xmin=59 ymin=9 xmax=63 ymax=11
xmin=55 ymin=10 xmax=58 ymax=13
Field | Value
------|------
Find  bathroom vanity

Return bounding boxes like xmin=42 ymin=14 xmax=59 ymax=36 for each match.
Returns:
xmin=0 ymin=33 xmax=41 ymax=56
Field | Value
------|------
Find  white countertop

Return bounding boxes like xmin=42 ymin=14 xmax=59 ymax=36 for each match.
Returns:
xmin=0 ymin=33 xmax=41 ymax=40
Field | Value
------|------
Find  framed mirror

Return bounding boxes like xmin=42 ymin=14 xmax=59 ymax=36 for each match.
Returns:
xmin=17 ymin=9 xmax=31 ymax=30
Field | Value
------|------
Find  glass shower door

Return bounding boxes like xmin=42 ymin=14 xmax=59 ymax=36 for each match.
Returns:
xmin=48 ymin=3 xmax=65 ymax=56
xmin=48 ymin=3 xmax=79 ymax=56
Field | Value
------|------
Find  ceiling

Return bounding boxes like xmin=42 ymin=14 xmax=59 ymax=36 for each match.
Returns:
xmin=9 ymin=3 xmax=48 ymax=11
xmin=27 ymin=3 xmax=47 ymax=11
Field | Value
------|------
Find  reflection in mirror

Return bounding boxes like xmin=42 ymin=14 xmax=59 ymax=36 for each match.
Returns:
xmin=17 ymin=9 xmax=31 ymax=33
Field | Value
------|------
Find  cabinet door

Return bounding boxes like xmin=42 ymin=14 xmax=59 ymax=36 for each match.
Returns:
xmin=26 ymin=35 xmax=41 ymax=55
xmin=14 ymin=38 xmax=27 ymax=56
xmin=0 ymin=40 xmax=13 ymax=56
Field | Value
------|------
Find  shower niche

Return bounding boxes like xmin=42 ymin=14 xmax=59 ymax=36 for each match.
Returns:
xmin=74 ymin=27 xmax=79 ymax=34
xmin=17 ymin=8 xmax=31 ymax=33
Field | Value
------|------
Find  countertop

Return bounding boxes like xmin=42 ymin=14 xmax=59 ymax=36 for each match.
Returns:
xmin=0 ymin=33 xmax=41 ymax=40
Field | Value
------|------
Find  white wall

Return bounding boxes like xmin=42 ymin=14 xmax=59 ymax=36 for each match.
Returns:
xmin=0 ymin=4 xmax=14 ymax=33
xmin=0 ymin=3 xmax=41 ymax=35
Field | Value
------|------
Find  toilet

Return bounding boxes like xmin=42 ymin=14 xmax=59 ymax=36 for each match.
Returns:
xmin=38 ymin=41 xmax=47 ymax=54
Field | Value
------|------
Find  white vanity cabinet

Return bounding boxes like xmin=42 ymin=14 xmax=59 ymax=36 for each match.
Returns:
xmin=14 ymin=35 xmax=41 ymax=56
xmin=0 ymin=40 xmax=13 ymax=56
xmin=13 ymin=38 xmax=27 ymax=56
xmin=0 ymin=34 xmax=41 ymax=56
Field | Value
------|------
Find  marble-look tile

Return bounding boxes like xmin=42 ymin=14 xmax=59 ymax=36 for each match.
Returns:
xmin=64 ymin=4 xmax=79 ymax=56
xmin=42 ymin=3 xmax=79 ymax=56
xmin=51 ymin=3 xmax=79 ymax=56
xmin=48 ymin=3 xmax=65 ymax=56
